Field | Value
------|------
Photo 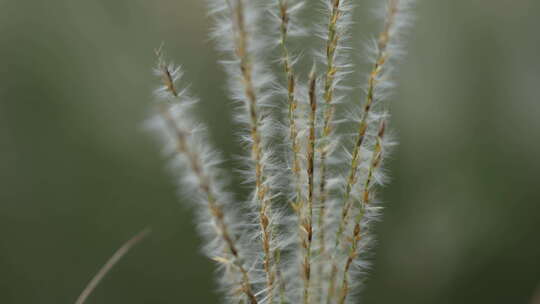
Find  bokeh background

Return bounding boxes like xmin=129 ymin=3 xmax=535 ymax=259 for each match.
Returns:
xmin=1 ymin=0 xmax=539 ymax=303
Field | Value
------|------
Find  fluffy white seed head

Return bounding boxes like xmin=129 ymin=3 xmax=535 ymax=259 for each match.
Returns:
xmin=146 ymin=0 xmax=416 ymax=303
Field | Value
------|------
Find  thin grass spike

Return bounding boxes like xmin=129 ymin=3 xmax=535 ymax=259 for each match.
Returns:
xmin=150 ymin=50 xmax=259 ymax=303
xmin=328 ymin=1 xmax=415 ymax=302
xmin=316 ymin=2 xmax=352 ymax=298
xmin=338 ymin=120 xmax=385 ymax=304
xmin=209 ymin=0 xmax=284 ymax=302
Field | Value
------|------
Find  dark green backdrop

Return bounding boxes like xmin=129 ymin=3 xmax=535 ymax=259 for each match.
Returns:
xmin=1 ymin=0 xmax=539 ymax=303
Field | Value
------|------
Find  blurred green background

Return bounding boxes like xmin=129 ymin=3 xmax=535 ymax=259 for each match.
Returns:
xmin=1 ymin=0 xmax=539 ymax=303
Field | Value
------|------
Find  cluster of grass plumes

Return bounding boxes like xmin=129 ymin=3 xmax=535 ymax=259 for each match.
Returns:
xmin=147 ymin=0 xmax=415 ymax=303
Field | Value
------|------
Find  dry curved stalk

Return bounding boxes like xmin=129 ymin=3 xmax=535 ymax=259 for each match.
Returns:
xmin=75 ymin=228 xmax=151 ymax=304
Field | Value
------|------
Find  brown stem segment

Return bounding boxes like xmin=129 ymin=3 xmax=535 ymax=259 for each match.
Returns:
xmin=301 ymin=69 xmax=317 ymax=304
xmin=328 ymin=2 xmax=400 ymax=302
xmin=319 ymin=0 xmax=343 ymax=281
xmin=338 ymin=121 xmax=385 ymax=304
xmin=320 ymin=1 xmax=347 ymax=302
xmin=336 ymin=0 xmax=399 ymax=244
xmin=278 ymin=0 xmax=302 ymax=216
xmin=337 ymin=0 xmax=398 ymax=245
xmin=229 ymin=0 xmax=276 ymax=301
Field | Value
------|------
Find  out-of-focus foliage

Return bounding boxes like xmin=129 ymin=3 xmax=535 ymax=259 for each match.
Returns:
xmin=0 ymin=0 xmax=539 ymax=303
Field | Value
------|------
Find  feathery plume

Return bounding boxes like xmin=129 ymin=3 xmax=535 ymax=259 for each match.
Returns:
xmin=207 ymin=1 xmax=284 ymax=302
xmin=327 ymin=1 xmax=415 ymax=303
xmin=274 ymin=0 xmax=304 ymax=216
xmin=146 ymin=0 xmax=416 ymax=303
xmin=315 ymin=0 xmax=354 ymax=279
xmin=149 ymin=49 xmax=259 ymax=304
xmin=272 ymin=1 xmax=310 ymax=303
